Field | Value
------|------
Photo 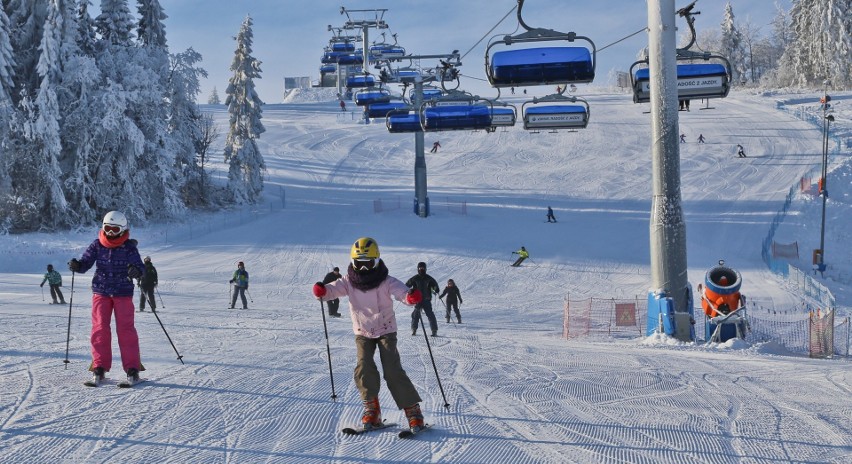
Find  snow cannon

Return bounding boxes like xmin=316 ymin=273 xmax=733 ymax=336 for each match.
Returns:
xmin=697 ymin=263 xmax=748 ymax=343
xmin=699 ymin=265 xmax=742 ymax=318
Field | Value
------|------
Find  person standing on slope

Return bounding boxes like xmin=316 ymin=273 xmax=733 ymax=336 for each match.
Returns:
xmin=322 ymin=266 xmax=343 ymax=317
xmin=312 ymin=237 xmax=427 ymax=433
xmin=511 ymin=246 xmax=529 ymax=267
xmin=229 ymin=262 xmax=249 ymax=309
xmin=546 ymin=206 xmax=557 ymax=223
xmin=138 ymin=256 xmax=158 ymax=312
xmin=68 ymin=211 xmax=145 ymax=386
xmin=439 ymin=279 xmax=463 ymax=323
xmin=406 ymin=262 xmax=441 ymax=337
xmin=40 ymin=264 xmax=66 ymax=304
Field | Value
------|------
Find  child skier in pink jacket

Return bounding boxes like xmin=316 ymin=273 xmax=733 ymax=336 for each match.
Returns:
xmin=313 ymin=237 xmax=427 ymax=433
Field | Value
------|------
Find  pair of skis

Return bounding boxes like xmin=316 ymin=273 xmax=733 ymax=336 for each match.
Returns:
xmin=84 ymin=377 xmax=146 ymax=388
xmin=341 ymin=422 xmax=430 ymax=439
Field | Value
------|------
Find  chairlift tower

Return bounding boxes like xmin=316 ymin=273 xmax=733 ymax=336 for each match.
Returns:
xmin=341 ymin=7 xmax=389 ymax=75
xmin=645 ymin=0 xmax=693 ymax=342
xmin=395 ymin=52 xmax=461 ymax=217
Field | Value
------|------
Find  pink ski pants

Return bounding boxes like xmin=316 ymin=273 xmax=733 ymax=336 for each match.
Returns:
xmin=90 ymin=294 xmax=141 ymax=373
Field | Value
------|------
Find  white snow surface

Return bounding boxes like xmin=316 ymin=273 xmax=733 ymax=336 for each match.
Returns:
xmin=1 ymin=89 xmax=850 ymax=463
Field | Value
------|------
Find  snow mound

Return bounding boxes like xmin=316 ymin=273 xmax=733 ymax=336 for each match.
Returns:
xmin=282 ymin=87 xmax=339 ymax=103
xmin=640 ymin=332 xmax=692 ymax=347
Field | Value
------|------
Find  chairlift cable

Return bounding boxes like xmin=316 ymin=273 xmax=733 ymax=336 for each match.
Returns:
xmin=460 ymin=5 xmax=518 ymax=60
xmin=597 ymin=27 xmax=648 ymax=53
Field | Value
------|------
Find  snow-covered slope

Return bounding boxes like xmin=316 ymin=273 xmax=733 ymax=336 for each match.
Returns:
xmin=0 ymin=89 xmax=849 ymax=463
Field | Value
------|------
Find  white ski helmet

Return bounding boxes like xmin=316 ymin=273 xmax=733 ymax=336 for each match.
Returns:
xmin=102 ymin=211 xmax=128 ymax=237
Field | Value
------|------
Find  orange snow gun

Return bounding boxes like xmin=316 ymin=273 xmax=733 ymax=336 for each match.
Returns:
xmin=698 ymin=265 xmax=742 ymax=318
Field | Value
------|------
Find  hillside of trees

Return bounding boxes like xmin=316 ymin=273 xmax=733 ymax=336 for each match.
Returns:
xmin=1 ymin=0 xmax=849 ymax=232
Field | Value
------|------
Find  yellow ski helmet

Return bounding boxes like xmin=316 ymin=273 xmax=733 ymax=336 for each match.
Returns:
xmin=351 ymin=237 xmax=380 ymax=271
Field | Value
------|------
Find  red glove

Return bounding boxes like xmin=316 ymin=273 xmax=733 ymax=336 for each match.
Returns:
xmin=313 ymin=282 xmax=327 ymax=298
xmin=405 ymin=289 xmax=422 ymax=305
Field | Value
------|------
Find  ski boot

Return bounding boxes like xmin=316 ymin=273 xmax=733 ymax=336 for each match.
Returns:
xmin=127 ymin=368 xmax=140 ymax=384
xmin=361 ymin=397 xmax=382 ymax=429
xmin=404 ymin=403 xmax=425 ymax=432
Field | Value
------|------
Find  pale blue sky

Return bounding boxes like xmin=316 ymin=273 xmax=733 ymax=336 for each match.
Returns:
xmin=153 ymin=1 xmax=791 ymax=103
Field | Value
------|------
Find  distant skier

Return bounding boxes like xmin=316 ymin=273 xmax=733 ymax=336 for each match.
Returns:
xmin=439 ymin=279 xmax=463 ymax=323
xmin=312 ymin=237 xmax=427 ymax=433
xmin=138 ymin=256 xmax=158 ymax=312
xmin=698 ymin=133 xmax=706 ymax=143
xmin=430 ymin=141 xmax=441 ymax=153
xmin=680 ymin=133 xmax=686 ymax=143
xmin=406 ymin=262 xmax=440 ymax=337
xmin=546 ymin=206 xmax=557 ymax=223
xmin=322 ymin=266 xmax=343 ymax=317
xmin=339 ymin=100 xmax=346 ymax=112
xmin=40 ymin=264 xmax=65 ymax=304
xmin=511 ymin=246 xmax=529 ymax=267
xmin=736 ymin=144 xmax=747 ymax=158
xmin=229 ymin=262 xmax=249 ymax=309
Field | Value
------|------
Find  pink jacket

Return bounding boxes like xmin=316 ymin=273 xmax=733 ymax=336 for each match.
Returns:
xmin=322 ymin=275 xmax=413 ymax=338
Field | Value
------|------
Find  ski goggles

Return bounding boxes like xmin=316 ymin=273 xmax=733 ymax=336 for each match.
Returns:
xmin=103 ymin=225 xmax=123 ymax=236
xmin=352 ymin=258 xmax=377 ymax=271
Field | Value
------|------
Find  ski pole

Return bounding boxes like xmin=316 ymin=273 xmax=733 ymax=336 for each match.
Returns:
xmin=41 ymin=284 xmax=45 ymax=302
xmin=418 ymin=308 xmax=451 ymax=410
xmin=63 ymin=271 xmax=75 ymax=369
xmin=228 ymin=283 xmax=233 ymax=307
xmin=149 ymin=301 xmax=184 ymax=364
xmin=155 ymin=286 xmax=165 ymax=308
xmin=319 ymin=299 xmax=338 ymax=400
xmin=246 ymin=288 xmax=254 ymax=303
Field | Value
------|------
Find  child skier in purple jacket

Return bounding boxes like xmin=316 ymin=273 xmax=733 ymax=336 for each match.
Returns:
xmin=69 ymin=211 xmax=145 ymax=386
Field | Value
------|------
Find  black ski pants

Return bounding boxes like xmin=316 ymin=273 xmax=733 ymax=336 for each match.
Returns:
xmin=411 ymin=300 xmax=438 ymax=334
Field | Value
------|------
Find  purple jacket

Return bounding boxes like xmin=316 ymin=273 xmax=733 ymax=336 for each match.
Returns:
xmin=77 ymin=238 xmax=144 ymax=297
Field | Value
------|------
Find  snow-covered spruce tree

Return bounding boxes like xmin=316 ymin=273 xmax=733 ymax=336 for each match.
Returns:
xmin=0 ymin=5 xmax=17 ymax=211
xmin=223 ymin=15 xmax=265 ymax=204
xmin=168 ymin=47 xmax=209 ymax=206
xmin=0 ymin=6 xmax=14 ymax=105
xmin=21 ymin=0 xmax=69 ymax=229
xmin=83 ymin=0 xmax=179 ymax=225
xmin=4 ymin=0 xmax=47 ymax=105
xmin=783 ymin=0 xmax=852 ymax=87
xmin=132 ymin=0 xmax=187 ymax=220
xmin=720 ymin=2 xmax=747 ymax=85
xmin=95 ymin=0 xmax=133 ymax=46
xmin=76 ymin=0 xmax=97 ymax=56
xmin=208 ymin=86 xmax=220 ymax=104
xmin=136 ymin=0 xmax=166 ymax=48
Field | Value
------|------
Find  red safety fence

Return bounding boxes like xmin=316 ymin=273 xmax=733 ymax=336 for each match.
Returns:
xmin=563 ymin=297 xmax=646 ymax=339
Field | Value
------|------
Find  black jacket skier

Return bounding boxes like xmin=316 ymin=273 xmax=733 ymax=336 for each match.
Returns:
xmin=138 ymin=257 xmax=158 ymax=311
xmin=322 ymin=267 xmax=343 ymax=317
xmin=439 ymin=279 xmax=463 ymax=323
xmin=406 ymin=262 xmax=440 ymax=336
